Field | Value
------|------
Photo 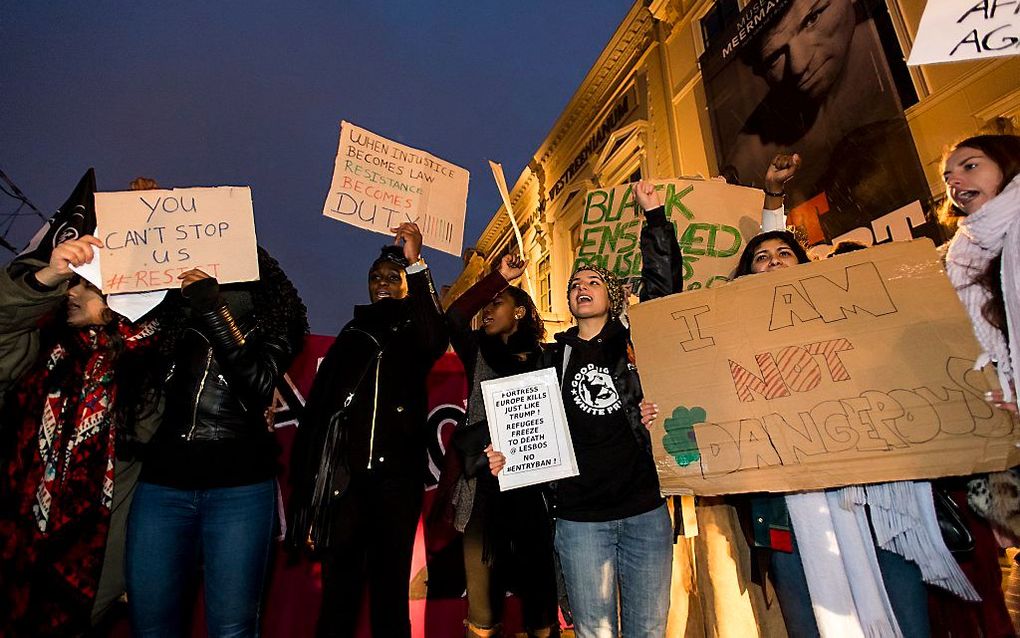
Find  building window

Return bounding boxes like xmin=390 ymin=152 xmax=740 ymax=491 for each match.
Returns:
xmin=700 ymin=0 xmax=740 ymax=51
xmin=537 ymin=254 xmax=552 ymax=313
xmin=628 ymin=166 xmax=642 ymax=183
xmin=570 ymin=222 xmax=582 ymax=256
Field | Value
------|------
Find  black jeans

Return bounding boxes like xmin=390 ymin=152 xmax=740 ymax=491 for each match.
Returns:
xmin=317 ymin=470 xmax=423 ymax=638
xmin=463 ymin=483 xmax=559 ymax=633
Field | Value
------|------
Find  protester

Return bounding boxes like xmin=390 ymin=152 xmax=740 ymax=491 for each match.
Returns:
xmin=735 ymin=231 xmax=933 ymax=637
xmin=0 ymin=234 xmax=178 ymax=635
xmin=488 ymin=180 xmax=682 ymax=638
xmin=938 ymin=133 xmax=1020 ymax=636
xmin=944 ymin=134 xmax=1020 ymax=412
xmin=441 ymin=253 xmax=560 ymax=637
xmin=125 ymin=247 xmax=308 ymax=637
xmin=288 ymin=222 xmax=448 ymax=637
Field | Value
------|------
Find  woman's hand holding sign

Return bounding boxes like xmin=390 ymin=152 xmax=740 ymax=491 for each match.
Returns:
xmin=35 ymin=235 xmax=104 ymax=287
xmin=485 ymin=444 xmax=506 ymax=477
xmin=391 ymin=222 xmax=423 ymax=264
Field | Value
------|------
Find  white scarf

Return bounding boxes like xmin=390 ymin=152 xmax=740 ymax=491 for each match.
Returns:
xmin=786 ymin=491 xmax=902 ymax=638
xmin=945 ymin=174 xmax=1020 ymax=401
xmin=862 ymin=481 xmax=979 ymax=601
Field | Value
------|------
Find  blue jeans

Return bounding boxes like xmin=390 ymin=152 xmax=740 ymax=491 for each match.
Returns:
xmin=554 ymin=503 xmax=672 ymax=638
xmin=125 ymin=480 xmax=276 ymax=638
xmin=770 ymin=527 xmax=931 ymax=638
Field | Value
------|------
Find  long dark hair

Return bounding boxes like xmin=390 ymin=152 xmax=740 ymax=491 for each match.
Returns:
xmin=109 ymin=297 xmax=186 ymax=446
xmin=943 ymin=135 xmax=1020 ymax=340
xmin=734 ymin=230 xmax=811 ymax=278
xmin=503 ymin=285 xmax=545 ymax=344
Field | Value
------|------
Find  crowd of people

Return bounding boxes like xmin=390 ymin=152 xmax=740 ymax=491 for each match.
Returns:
xmin=0 ymin=133 xmax=1018 ymax=638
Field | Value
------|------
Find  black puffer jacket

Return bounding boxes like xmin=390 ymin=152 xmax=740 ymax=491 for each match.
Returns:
xmin=287 ymin=267 xmax=448 ymax=550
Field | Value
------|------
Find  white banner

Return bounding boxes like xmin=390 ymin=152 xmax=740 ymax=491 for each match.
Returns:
xmin=483 ymin=368 xmax=579 ymax=491
xmin=908 ymin=1 xmax=1020 ymax=66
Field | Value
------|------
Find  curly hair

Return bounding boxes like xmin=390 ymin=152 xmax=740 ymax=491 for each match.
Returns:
xmin=371 ymin=245 xmax=410 ymax=272
xmin=252 ymin=246 xmax=310 ymax=352
xmin=503 ymin=285 xmax=546 ymax=343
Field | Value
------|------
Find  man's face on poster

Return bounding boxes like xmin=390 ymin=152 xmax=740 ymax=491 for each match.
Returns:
xmin=752 ymin=0 xmax=856 ymax=102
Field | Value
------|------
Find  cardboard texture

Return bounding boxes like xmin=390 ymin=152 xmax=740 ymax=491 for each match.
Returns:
xmin=323 ymin=121 xmax=469 ymax=257
xmin=908 ymin=1 xmax=1020 ymax=66
xmin=573 ymin=179 xmax=763 ymax=290
xmin=482 ymin=367 xmax=579 ymax=491
xmin=631 ymin=240 xmax=1019 ymax=495
xmin=94 ymin=186 xmax=259 ymax=294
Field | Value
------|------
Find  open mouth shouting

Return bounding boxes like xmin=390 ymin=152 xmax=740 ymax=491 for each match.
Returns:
xmin=951 ymin=187 xmax=984 ymax=212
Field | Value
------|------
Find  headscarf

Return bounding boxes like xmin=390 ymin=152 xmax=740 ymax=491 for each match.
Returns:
xmin=567 ymin=264 xmax=625 ymax=319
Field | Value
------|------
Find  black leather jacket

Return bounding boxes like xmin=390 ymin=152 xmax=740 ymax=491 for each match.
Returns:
xmin=160 ymin=280 xmax=300 ymax=441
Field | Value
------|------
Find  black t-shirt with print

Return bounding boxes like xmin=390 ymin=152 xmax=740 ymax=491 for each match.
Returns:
xmin=553 ymin=325 xmax=663 ymax=522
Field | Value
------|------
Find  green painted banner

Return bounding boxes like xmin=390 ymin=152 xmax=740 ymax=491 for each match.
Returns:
xmin=573 ymin=179 xmax=764 ymax=290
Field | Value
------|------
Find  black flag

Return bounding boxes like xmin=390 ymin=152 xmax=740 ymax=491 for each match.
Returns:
xmin=19 ymin=168 xmax=97 ymax=263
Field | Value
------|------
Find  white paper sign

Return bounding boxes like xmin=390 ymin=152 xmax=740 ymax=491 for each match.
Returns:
xmin=908 ymin=1 xmax=1020 ymax=66
xmin=322 ymin=121 xmax=469 ymax=257
xmin=482 ymin=368 xmax=579 ymax=491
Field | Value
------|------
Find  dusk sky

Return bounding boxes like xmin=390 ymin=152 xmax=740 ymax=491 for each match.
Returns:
xmin=1 ymin=2 xmax=633 ymax=334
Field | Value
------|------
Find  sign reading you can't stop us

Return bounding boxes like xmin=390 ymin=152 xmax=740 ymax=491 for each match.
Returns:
xmin=94 ymin=186 xmax=259 ymax=294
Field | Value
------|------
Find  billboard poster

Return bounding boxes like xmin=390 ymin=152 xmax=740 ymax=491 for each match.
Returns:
xmin=699 ymin=0 xmax=938 ymax=246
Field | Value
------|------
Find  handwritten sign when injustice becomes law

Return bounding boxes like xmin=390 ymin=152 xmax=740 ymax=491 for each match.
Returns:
xmin=482 ymin=368 xmax=579 ymax=491
xmin=630 ymin=240 xmax=1020 ymax=495
xmin=908 ymin=0 xmax=1020 ymax=65
xmin=574 ymin=179 xmax=763 ymax=291
xmin=94 ymin=187 xmax=259 ymax=294
xmin=322 ymin=121 xmax=469 ymax=257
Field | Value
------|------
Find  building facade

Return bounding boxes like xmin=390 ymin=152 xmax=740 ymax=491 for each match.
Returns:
xmin=445 ymin=0 xmax=1020 ymax=335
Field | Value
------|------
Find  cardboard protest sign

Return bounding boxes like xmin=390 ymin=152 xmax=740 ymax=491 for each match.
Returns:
xmin=573 ymin=179 xmax=763 ymax=292
xmin=94 ymin=187 xmax=259 ymax=294
xmin=630 ymin=240 xmax=1019 ymax=495
xmin=908 ymin=1 xmax=1020 ymax=66
xmin=483 ymin=368 xmax=579 ymax=491
xmin=323 ymin=121 xmax=469 ymax=257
